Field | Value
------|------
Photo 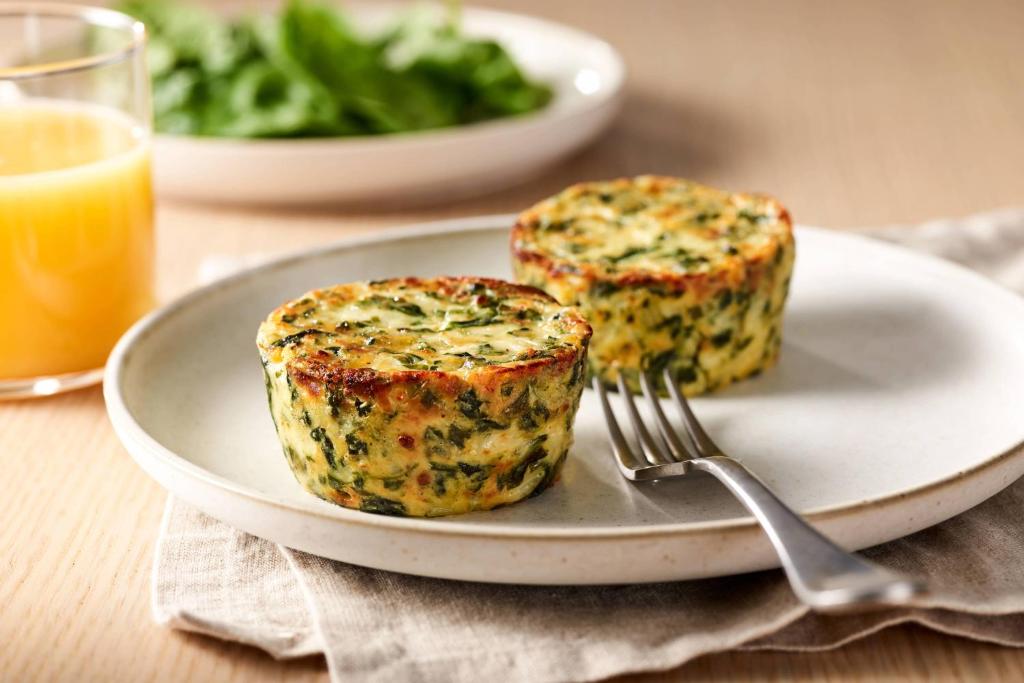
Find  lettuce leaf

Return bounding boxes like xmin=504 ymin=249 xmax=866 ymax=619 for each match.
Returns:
xmin=117 ymin=0 xmax=552 ymax=138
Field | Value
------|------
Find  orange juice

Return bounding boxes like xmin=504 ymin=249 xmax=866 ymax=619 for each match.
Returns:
xmin=0 ymin=102 xmax=155 ymax=379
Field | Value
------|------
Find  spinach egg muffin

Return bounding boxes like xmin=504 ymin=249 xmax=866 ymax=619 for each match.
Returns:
xmin=511 ymin=176 xmax=794 ymax=395
xmin=256 ymin=277 xmax=591 ymax=517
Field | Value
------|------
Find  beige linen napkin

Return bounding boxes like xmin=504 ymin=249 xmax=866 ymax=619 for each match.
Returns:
xmin=155 ymin=209 xmax=1024 ymax=682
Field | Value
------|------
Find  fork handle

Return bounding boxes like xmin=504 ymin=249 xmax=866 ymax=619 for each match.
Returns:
xmin=691 ymin=455 xmax=925 ymax=612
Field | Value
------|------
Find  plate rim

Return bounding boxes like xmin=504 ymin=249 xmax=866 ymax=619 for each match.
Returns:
xmin=152 ymin=3 xmax=626 ymax=152
xmin=104 ymin=214 xmax=1024 ymax=541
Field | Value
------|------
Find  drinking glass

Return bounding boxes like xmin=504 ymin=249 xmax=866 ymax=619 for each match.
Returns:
xmin=0 ymin=3 xmax=155 ymax=398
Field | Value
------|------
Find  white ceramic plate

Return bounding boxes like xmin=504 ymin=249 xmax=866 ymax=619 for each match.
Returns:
xmin=105 ymin=216 xmax=1024 ymax=585
xmin=153 ymin=4 xmax=624 ymax=206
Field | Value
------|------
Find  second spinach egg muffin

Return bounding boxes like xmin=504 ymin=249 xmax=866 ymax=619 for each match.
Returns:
xmin=511 ymin=176 xmax=795 ymax=395
xmin=257 ymin=277 xmax=591 ymax=517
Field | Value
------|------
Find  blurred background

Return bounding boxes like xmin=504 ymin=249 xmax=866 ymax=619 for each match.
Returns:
xmin=416 ymin=0 xmax=1024 ymax=225
xmin=132 ymin=0 xmax=1024 ymax=288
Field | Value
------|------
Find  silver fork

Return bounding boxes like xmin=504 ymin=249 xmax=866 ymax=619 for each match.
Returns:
xmin=593 ymin=369 xmax=926 ymax=612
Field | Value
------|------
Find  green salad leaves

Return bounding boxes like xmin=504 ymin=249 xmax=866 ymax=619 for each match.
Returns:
xmin=118 ymin=0 xmax=553 ymax=137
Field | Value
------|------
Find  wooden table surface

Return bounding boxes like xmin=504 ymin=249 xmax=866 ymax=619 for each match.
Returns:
xmin=4 ymin=0 xmax=1024 ymax=680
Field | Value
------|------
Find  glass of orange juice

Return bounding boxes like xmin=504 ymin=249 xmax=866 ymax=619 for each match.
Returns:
xmin=0 ymin=3 xmax=154 ymax=398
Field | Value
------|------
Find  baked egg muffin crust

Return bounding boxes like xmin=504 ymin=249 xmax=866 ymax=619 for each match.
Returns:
xmin=256 ymin=277 xmax=592 ymax=517
xmin=511 ymin=176 xmax=795 ymax=396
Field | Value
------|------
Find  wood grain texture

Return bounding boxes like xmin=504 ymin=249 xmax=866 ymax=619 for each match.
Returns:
xmin=3 ymin=0 xmax=1024 ymax=680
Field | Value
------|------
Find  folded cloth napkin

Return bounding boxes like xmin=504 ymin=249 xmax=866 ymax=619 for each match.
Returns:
xmin=156 ymin=209 xmax=1024 ymax=682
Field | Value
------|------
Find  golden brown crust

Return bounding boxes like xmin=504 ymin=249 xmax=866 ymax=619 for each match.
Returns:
xmin=510 ymin=176 xmax=792 ymax=295
xmin=286 ymin=345 xmax=582 ymax=404
xmin=510 ymin=176 xmax=795 ymax=396
xmin=257 ymin=276 xmax=592 ymax=517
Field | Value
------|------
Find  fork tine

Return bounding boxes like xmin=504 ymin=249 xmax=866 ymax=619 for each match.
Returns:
xmin=592 ymin=377 xmax=647 ymax=472
xmin=616 ymin=373 xmax=671 ymax=465
xmin=662 ymin=368 xmax=721 ymax=457
xmin=638 ymin=371 xmax=693 ymax=462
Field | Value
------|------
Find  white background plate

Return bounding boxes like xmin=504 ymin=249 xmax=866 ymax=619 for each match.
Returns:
xmin=153 ymin=4 xmax=624 ymax=206
xmin=105 ymin=216 xmax=1024 ymax=584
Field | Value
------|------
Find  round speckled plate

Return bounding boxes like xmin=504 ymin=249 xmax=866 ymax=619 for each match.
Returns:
xmin=105 ymin=215 xmax=1024 ymax=584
